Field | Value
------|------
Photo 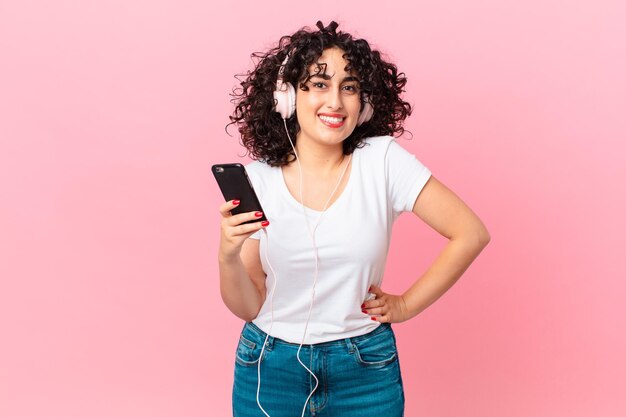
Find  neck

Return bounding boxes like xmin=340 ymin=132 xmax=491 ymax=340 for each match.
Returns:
xmin=292 ymin=141 xmax=346 ymax=174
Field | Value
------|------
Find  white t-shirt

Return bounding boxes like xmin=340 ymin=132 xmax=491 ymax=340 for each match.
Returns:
xmin=246 ymin=136 xmax=431 ymax=344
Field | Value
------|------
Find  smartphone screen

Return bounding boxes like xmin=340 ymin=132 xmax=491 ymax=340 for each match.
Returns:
xmin=211 ymin=163 xmax=267 ymax=224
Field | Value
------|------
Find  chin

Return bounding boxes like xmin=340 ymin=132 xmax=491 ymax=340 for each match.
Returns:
xmin=318 ymin=129 xmax=355 ymax=144
xmin=318 ymin=135 xmax=350 ymax=147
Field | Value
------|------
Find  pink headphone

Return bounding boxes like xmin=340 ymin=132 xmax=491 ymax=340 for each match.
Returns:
xmin=273 ymin=55 xmax=374 ymax=125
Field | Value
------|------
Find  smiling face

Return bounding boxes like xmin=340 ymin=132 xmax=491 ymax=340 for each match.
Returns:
xmin=295 ymin=47 xmax=362 ymax=150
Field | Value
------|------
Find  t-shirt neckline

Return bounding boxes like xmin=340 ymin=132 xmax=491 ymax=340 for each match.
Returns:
xmin=278 ymin=151 xmax=357 ymax=214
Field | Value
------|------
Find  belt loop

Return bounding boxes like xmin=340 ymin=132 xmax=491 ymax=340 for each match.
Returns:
xmin=344 ymin=338 xmax=355 ymax=354
xmin=260 ymin=330 xmax=274 ymax=351
xmin=255 ymin=323 xmax=274 ymax=351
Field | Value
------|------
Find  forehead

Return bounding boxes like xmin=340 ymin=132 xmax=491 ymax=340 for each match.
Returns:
xmin=307 ymin=47 xmax=355 ymax=77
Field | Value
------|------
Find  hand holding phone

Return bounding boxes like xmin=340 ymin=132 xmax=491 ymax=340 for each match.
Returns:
xmin=212 ymin=163 xmax=267 ymax=224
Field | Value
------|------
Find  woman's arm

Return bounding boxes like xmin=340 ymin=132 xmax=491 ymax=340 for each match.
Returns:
xmin=218 ymin=200 xmax=268 ymax=321
xmin=363 ymin=176 xmax=491 ymax=322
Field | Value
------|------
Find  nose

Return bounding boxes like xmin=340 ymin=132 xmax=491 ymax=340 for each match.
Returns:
xmin=326 ymin=86 xmax=343 ymax=110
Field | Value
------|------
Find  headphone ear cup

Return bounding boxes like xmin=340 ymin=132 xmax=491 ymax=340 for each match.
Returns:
xmin=273 ymin=81 xmax=296 ymax=119
xmin=357 ymin=99 xmax=374 ymax=126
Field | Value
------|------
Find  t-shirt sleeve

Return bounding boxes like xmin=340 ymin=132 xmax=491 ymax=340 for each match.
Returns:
xmin=385 ymin=139 xmax=432 ymax=216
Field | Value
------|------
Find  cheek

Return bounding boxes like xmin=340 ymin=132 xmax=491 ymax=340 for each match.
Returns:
xmin=295 ymin=91 xmax=322 ymax=110
xmin=347 ymin=98 xmax=363 ymax=119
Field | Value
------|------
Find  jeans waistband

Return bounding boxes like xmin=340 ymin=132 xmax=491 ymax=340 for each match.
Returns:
xmin=242 ymin=321 xmax=392 ymax=351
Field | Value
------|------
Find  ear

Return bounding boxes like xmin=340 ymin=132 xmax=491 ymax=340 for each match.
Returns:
xmin=357 ymin=96 xmax=374 ymax=126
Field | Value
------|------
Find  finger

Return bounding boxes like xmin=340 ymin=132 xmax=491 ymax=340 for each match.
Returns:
xmin=224 ymin=210 xmax=265 ymax=227
xmin=363 ymin=297 xmax=384 ymax=308
xmin=219 ymin=199 xmax=241 ymax=216
xmin=375 ymin=314 xmax=389 ymax=323
xmin=361 ymin=297 xmax=384 ymax=310
xmin=369 ymin=312 xmax=385 ymax=322
xmin=363 ymin=306 xmax=385 ymax=316
xmin=230 ymin=219 xmax=269 ymax=237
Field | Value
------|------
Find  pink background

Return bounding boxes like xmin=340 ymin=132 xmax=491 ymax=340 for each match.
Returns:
xmin=1 ymin=1 xmax=625 ymax=416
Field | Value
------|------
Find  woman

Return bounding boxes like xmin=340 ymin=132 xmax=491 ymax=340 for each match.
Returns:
xmin=220 ymin=21 xmax=490 ymax=417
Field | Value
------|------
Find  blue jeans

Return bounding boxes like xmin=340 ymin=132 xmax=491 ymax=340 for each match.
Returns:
xmin=232 ymin=322 xmax=405 ymax=417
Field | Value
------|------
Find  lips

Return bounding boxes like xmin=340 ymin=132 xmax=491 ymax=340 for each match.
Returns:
xmin=318 ymin=114 xmax=346 ymax=128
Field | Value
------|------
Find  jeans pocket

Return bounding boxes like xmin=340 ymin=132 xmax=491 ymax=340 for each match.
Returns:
xmin=235 ymin=334 xmax=262 ymax=367
xmin=352 ymin=331 xmax=398 ymax=368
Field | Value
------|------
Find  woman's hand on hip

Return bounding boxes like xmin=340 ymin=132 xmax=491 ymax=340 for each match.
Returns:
xmin=218 ymin=199 xmax=268 ymax=261
xmin=362 ymin=285 xmax=411 ymax=324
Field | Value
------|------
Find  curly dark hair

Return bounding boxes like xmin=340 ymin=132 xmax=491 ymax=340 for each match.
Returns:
xmin=228 ymin=20 xmax=412 ymax=167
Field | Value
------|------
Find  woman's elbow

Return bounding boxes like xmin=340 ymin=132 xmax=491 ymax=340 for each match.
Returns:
xmin=476 ymin=224 xmax=491 ymax=249
xmin=227 ymin=305 xmax=260 ymax=323
xmin=456 ymin=222 xmax=490 ymax=251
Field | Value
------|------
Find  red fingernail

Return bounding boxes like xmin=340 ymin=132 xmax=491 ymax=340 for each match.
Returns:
xmin=232 ymin=200 xmax=240 ymax=205
xmin=261 ymin=221 xmax=270 ymax=227
xmin=371 ymin=317 xmax=377 ymax=321
xmin=254 ymin=211 xmax=263 ymax=217
xmin=360 ymin=304 xmax=365 ymax=308
xmin=361 ymin=309 xmax=367 ymax=313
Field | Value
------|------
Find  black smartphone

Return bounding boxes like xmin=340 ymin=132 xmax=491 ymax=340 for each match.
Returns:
xmin=211 ymin=163 xmax=267 ymax=224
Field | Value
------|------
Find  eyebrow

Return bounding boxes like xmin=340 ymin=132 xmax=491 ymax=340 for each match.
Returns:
xmin=309 ymin=74 xmax=360 ymax=83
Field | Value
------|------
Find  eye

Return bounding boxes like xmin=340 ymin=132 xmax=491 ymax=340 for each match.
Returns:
xmin=342 ymin=84 xmax=359 ymax=94
xmin=311 ymin=81 xmax=326 ymax=89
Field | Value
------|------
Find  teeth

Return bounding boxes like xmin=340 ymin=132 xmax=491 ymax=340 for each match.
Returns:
xmin=319 ymin=115 xmax=344 ymax=124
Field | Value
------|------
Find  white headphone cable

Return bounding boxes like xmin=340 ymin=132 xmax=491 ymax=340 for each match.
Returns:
xmin=255 ymin=226 xmax=278 ymax=417
xmin=255 ymin=119 xmax=351 ymax=417
xmin=282 ymin=119 xmax=352 ymax=417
